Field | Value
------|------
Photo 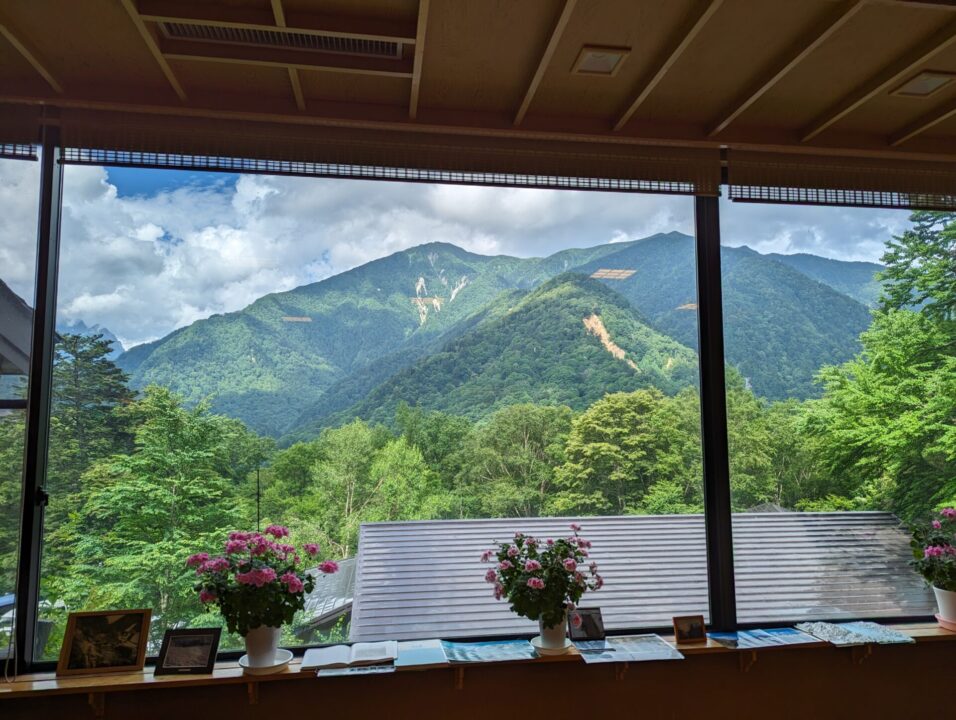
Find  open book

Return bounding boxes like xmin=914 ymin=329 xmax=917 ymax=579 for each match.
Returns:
xmin=301 ymin=641 xmax=398 ymax=670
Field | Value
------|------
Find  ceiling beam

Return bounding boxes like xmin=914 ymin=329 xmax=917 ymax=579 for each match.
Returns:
xmin=614 ymin=0 xmax=722 ymax=132
xmin=802 ymin=19 xmax=956 ymax=141
xmin=161 ymin=39 xmax=413 ymax=78
xmin=0 ymin=11 xmax=63 ymax=94
xmin=514 ymin=0 xmax=577 ymax=127
xmin=707 ymin=0 xmax=865 ymax=137
xmin=409 ymin=0 xmax=430 ymax=119
xmin=890 ymin=97 xmax=956 ymax=145
xmin=136 ymin=0 xmax=418 ymax=44
xmin=121 ymin=0 xmax=186 ymax=101
xmin=271 ymin=0 xmax=305 ymax=112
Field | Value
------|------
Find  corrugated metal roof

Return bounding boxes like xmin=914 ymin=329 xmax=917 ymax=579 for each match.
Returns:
xmin=349 ymin=513 xmax=935 ymax=642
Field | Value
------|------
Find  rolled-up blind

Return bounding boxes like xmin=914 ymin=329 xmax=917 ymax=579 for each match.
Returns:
xmin=51 ymin=109 xmax=721 ymax=196
xmin=727 ymin=149 xmax=956 ymax=210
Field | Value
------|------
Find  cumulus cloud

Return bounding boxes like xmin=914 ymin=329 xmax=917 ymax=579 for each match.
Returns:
xmin=0 ymin=158 xmax=910 ymax=349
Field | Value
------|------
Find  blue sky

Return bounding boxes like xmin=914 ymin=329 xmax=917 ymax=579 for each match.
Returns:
xmin=1 ymin=160 xmax=911 ymax=349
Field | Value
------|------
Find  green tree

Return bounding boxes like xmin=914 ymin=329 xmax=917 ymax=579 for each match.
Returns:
xmin=454 ymin=404 xmax=572 ymax=518
xmin=879 ymin=210 xmax=956 ymax=321
xmin=551 ymin=389 xmax=698 ymax=515
xmin=50 ymin=386 xmax=256 ymax=645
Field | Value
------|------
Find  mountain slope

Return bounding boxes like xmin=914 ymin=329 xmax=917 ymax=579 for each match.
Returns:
xmin=115 ymin=241 xmax=626 ymax=436
xmin=301 ymin=274 xmax=699 ymax=433
xmin=569 ymin=232 xmax=873 ymax=400
xmin=766 ymin=252 xmax=883 ymax=307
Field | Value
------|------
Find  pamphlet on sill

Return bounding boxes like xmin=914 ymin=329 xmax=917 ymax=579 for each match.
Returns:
xmin=441 ymin=639 xmax=537 ymax=663
xmin=395 ymin=639 xmax=449 ymax=669
xmin=301 ymin=640 xmax=398 ymax=670
xmin=708 ymin=627 xmax=818 ymax=649
xmin=577 ymin=634 xmax=684 ymax=664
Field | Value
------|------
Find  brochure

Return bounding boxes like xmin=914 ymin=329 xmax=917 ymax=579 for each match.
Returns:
xmin=301 ymin=640 xmax=398 ymax=670
xmin=579 ymin=634 xmax=683 ymax=664
xmin=795 ymin=621 xmax=915 ymax=647
xmin=708 ymin=627 xmax=818 ymax=649
xmin=394 ymin=639 xmax=449 ymax=669
xmin=441 ymin=639 xmax=537 ymax=663
xmin=317 ymin=665 xmax=397 ymax=678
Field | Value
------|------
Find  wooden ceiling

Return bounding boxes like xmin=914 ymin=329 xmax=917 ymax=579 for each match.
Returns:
xmin=4 ymin=0 xmax=956 ymax=160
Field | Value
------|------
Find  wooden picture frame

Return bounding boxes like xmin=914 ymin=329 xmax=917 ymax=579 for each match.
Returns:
xmin=154 ymin=628 xmax=221 ymax=675
xmin=56 ymin=609 xmax=152 ymax=676
xmin=672 ymin=614 xmax=707 ymax=644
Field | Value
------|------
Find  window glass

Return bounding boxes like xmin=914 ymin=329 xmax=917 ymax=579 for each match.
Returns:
xmin=719 ymin=199 xmax=949 ymax=622
xmin=0 ymin=153 xmax=40 ymax=662
xmin=39 ymin=165 xmax=707 ymax=657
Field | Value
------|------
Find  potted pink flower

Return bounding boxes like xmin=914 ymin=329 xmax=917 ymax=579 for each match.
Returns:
xmin=911 ymin=508 xmax=956 ymax=626
xmin=189 ymin=525 xmax=338 ymax=667
xmin=481 ymin=524 xmax=602 ymax=653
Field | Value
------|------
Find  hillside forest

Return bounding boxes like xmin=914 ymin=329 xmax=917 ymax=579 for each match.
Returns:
xmin=0 ymin=210 xmax=953 ymax=657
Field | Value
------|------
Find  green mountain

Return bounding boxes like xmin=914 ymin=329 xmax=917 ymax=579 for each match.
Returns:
xmin=294 ymin=274 xmax=699 ymax=435
xmin=117 ymin=233 xmax=878 ymax=437
xmin=571 ymin=233 xmax=873 ymax=400
xmin=116 ymin=242 xmax=619 ymax=436
xmin=766 ymin=252 xmax=883 ymax=307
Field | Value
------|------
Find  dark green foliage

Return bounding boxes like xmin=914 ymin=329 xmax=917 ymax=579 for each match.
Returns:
xmin=316 ymin=275 xmax=699 ymax=429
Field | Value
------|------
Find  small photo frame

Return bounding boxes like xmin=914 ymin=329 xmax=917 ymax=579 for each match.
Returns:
xmin=154 ymin=628 xmax=221 ymax=675
xmin=672 ymin=614 xmax=707 ymax=644
xmin=57 ymin=609 xmax=152 ymax=676
xmin=569 ymin=608 xmax=606 ymax=641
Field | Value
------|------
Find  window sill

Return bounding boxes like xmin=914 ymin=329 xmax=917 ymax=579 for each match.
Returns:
xmin=1 ymin=623 xmax=951 ymax=702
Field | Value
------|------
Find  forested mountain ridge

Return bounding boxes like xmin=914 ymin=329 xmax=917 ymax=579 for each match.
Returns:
xmin=286 ymin=274 xmax=700 ymax=439
xmin=117 ymin=233 xmax=877 ymax=436
xmin=766 ymin=252 xmax=883 ymax=306
xmin=573 ymin=233 xmax=873 ymax=399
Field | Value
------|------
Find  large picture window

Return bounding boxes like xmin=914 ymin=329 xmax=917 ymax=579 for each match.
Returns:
xmin=32 ymin=165 xmax=710 ymax=656
xmin=719 ymin=200 xmax=950 ymax=623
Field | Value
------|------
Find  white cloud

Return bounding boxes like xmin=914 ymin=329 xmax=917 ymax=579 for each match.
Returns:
xmin=0 ymin=158 xmax=909 ymax=349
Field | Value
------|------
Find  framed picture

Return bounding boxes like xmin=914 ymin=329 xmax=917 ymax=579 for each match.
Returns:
xmin=57 ymin=609 xmax=152 ymax=676
xmin=569 ymin=608 xmax=606 ymax=641
xmin=154 ymin=628 xmax=221 ymax=675
xmin=672 ymin=614 xmax=707 ymax=644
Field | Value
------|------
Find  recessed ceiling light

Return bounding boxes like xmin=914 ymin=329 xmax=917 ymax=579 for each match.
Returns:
xmin=892 ymin=71 xmax=956 ymax=98
xmin=572 ymin=46 xmax=630 ymax=76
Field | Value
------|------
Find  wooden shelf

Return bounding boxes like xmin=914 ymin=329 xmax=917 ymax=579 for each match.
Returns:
xmin=0 ymin=623 xmax=951 ymax=702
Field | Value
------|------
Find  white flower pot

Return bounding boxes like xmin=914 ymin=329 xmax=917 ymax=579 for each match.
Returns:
xmin=934 ymin=586 xmax=956 ymax=623
xmin=538 ymin=612 xmax=569 ymax=650
xmin=243 ymin=625 xmax=282 ymax=667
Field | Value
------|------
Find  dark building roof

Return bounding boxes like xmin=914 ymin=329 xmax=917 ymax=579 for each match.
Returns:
xmin=0 ymin=278 xmax=33 ymax=376
xmin=349 ymin=512 xmax=935 ymax=642
xmin=303 ymin=557 xmax=355 ymax=630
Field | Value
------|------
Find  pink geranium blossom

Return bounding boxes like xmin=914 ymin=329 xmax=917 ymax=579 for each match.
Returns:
xmin=941 ymin=508 xmax=956 ymax=520
xmin=235 ymin=567 xmax=277 ymax=588
xmin=498 ymin=560 xmax=513 ymax=570
xmin=225 ymin=539 xmax=248 ymax=554
xmin=507 ymin=545 xmax=520 ymax=558
xmin=264 ymin=524 xmax=290 ymax=538
xmin=524 ymin=559 xmax=542 ymax=572
xmin=933 ymin=520 xmax=943 ymax=529
xmin=527 ymin=578 xmax=545 ymax=590
xmin=280 ymin=572 xmax=304 ymax=594
xmin=199 ymin=589 xmax=217 ymax=603
xmin=186 ymin=552 xmax=209 ymax=568
xmin=563 ymin=558 xmax=577 ymax=571
xmin=480 ymin=550 xmax=493 ymax=563
xmin=319 ymin=561 xmax=339 ymax=574
xmin=570 ymin=523 xmax=582 ymax=532
xmin=303 ymin=543 xmax=320 ymax=557
xmin=485 ymin=569 xmax=498 ymax=583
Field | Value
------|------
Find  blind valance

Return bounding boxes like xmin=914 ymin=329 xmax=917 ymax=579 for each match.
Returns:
xmin=53 ymin=109 xmax=721 ymax=196
xmin=727 ymin=150 xmax=956 ymax=210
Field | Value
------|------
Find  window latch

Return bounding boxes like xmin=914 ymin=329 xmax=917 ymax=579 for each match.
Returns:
xmin=36 ymin=488 xmax=50 ymax=508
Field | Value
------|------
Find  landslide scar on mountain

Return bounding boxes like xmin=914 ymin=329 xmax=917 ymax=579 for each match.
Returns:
xmin=583 ymin=314 xmax=639 ymax=371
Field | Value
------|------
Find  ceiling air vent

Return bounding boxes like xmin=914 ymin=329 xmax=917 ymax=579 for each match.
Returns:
xmin=159 ymin=22 xmax=402 ymax=59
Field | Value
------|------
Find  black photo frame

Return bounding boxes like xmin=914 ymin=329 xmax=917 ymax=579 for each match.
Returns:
xmin=154 ymin=628 xmax=222 ymax=675
xmin=569 ymin=608 xmax=606 ymax=641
